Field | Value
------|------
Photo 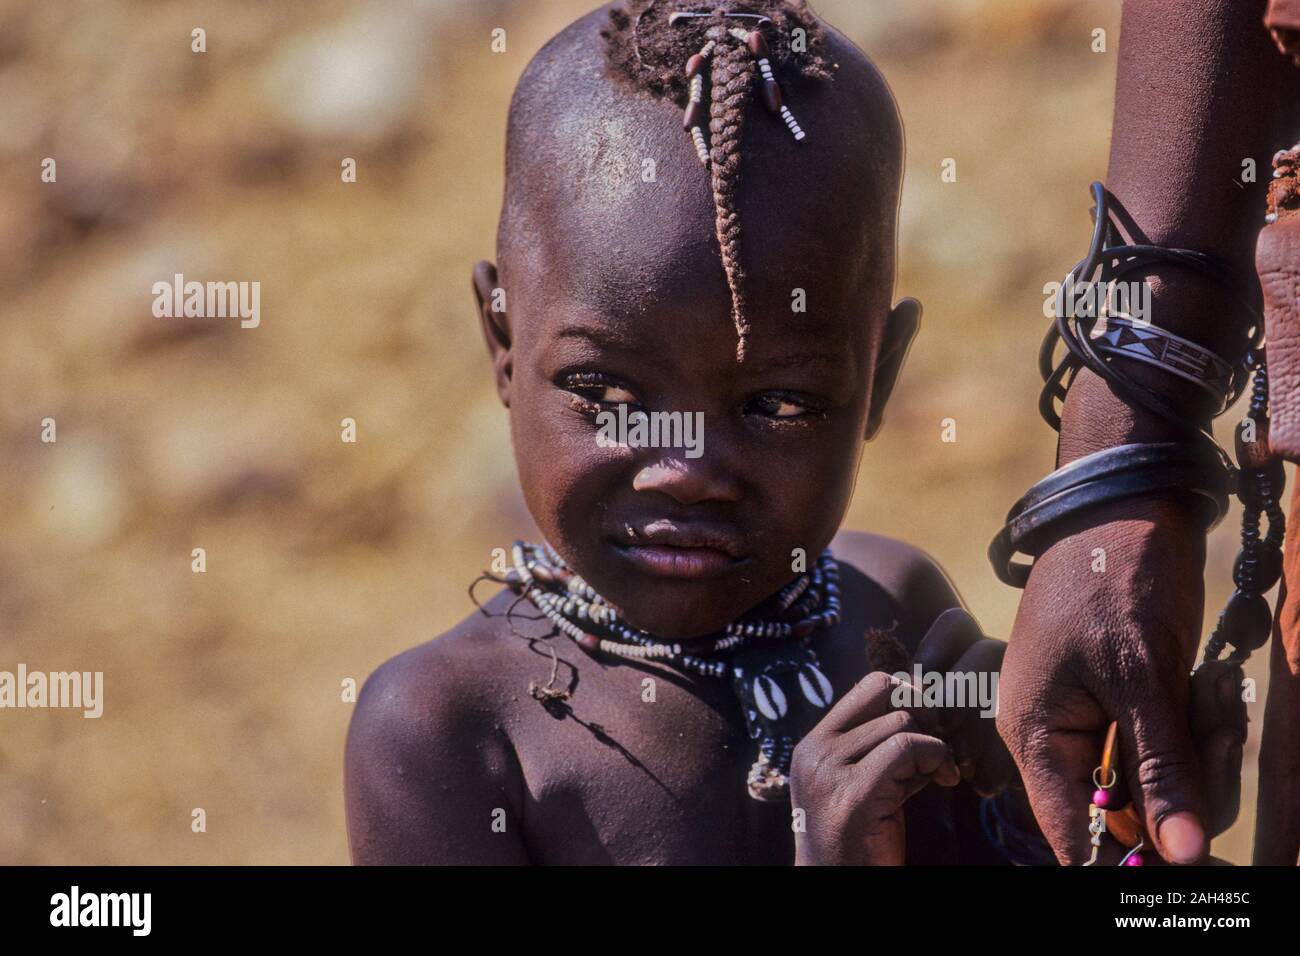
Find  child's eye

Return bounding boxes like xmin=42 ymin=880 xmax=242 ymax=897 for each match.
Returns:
xmin=593 ymin=384 xmax=638 ymax=403
xmin=747 ymin=392 xmax=826 ymax=422
xmin=560 ymin=372 xmax=641 ymax=409
xmin=764 ymin=398 xmax=805 ymax=418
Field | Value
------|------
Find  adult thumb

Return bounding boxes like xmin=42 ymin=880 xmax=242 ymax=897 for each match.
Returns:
xmin=1123 ymin=698 xmax=1209 ymax=865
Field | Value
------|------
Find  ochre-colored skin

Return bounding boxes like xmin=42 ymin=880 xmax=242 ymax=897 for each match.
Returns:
xmin=998 ymin=0 xmax=1300 ymax=866
xmin=343 ymin=5 xmax=1012 ymax=865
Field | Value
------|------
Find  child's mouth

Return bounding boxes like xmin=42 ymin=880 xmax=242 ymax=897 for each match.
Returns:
xmin=612 ymin=520 xmax=748 ymax=580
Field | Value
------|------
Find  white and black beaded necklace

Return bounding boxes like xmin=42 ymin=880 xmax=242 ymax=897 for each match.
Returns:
xmin=503 ymin=541 xmax=842 ymax=801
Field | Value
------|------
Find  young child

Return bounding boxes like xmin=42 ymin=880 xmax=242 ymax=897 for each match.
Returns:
xmin=343 ymin=0 xmax=1237 ymax=865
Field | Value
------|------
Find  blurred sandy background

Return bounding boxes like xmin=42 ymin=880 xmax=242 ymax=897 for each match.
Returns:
xmin=0 ymin=0 xmax=1270 ymax=863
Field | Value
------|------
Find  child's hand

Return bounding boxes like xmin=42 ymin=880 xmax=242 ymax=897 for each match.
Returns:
xmin=911 ymin=608 xmax=1017 ymax=796
xmin=790 ymin=671 xmax=961 ymax=866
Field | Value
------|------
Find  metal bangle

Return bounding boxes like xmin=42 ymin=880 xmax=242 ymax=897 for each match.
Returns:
xmin=989 ymin=443 xmax=1231 ymax=588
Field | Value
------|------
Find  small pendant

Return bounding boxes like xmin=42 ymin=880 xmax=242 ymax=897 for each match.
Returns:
xmin=747 ymin=736 xmax=794 ymax=801
xmin=732 ymin=647 xmax=834 ymax=801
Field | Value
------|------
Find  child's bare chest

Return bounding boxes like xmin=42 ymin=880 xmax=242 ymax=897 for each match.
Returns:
xmin=498 ymin=622 xmax=884 ymax=864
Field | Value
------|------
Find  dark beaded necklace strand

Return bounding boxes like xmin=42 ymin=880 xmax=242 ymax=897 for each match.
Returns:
xmin=1202 ymin=355 xmax=1287 ymax=664
xmin=503 ymin=541 xmax=843 ymax=800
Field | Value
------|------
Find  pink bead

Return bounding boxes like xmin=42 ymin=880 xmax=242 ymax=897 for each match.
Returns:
xmin=1092 ymin=789 xmax=1111 ymax=808
xmin=1124 ymin=853 xmax=1144 ymax=866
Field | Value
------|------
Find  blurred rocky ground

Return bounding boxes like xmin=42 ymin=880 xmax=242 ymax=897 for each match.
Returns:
xmin=0 ymin=0 xmax=1265 ymax=863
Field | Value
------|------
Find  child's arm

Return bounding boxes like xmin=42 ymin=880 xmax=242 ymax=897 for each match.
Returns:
xmin=789 ymin=672 xmax=961 ymax=866
xmin=345 ymin=647 xmax=530 ymax=864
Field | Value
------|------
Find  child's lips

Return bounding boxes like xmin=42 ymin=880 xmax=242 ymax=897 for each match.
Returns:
xmin=613 ymin=520 xmax=748 ymax=580
xmin=616 ymin=543 xmax=742 ymax=580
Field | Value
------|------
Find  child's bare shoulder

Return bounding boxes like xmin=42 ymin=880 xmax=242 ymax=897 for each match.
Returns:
xmin=353 ymin=589 xmax=528 ymax=737
xmin=346 ymin=590 xmax=532 ymax=863
xmin=831 ymin=529 xmax=964 ymax=637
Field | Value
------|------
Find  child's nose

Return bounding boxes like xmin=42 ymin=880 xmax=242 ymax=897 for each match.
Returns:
xmin=631 ymin=455 xmax=742 ymax=505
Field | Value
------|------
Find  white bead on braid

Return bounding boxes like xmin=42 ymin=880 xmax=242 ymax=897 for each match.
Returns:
xmin=779 ymin=105 xmax=805 ymax=141
xmin=683 ymin=42 xmax=713 ymax=167
xmin=675 ymin=17 xmax=809 ymax=166
xmin=690 ymin=126 xmax=709 ymax=165
xmin=687 ymin=73 xmax=709 ymax=165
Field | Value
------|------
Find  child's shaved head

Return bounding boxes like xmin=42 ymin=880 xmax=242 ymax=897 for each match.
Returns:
xmin=496 ymin=0 xmax=905 ymax=362
xmin=475 ymin=1 xmax=919 ymax=641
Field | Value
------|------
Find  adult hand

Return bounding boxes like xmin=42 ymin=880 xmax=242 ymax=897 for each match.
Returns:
xmin=996 ymin=494 xmax=1215 ymax=865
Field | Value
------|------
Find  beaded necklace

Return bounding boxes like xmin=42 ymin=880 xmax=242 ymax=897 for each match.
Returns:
xmin=504 ymin=541 xmax=842 ymax=801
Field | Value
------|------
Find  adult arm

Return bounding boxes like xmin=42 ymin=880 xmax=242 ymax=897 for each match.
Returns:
xmin=998 ymin=0 xmax=1299 ymax=865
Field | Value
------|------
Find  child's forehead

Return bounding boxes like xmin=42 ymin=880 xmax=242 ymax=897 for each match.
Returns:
xmin=522 ymin=272 xmax=870 ymax=382
xmin=496 ymin=5 xmax=905 ymax=359
xmin=542 ymin=312 xmax=864 ymax=378
xmin=512 ymin=183 xmax=884 ymax=322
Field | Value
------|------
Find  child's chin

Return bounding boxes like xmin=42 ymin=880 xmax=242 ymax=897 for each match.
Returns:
xmin=605 ymin=580 xmax=758 ymax=641
xmin=575 ymin=544 xmax=770 ymax=638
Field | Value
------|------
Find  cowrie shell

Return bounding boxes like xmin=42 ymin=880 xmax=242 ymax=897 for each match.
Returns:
xmin=753 ymin=675 xmax=788 ymax=720
xmin=798 ymin=663 xmax=834 ymax=709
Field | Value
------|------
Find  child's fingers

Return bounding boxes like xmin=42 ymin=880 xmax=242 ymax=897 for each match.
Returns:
xmin=927 ymin=638 xmax=1013 ymax=794
xmin=912 ymin=607 xmax=984 ymax=676
xmin=834 ymin=709 xmax=917 ymax=764
xmin=854 ymin=730 xmax=961 ymax=794
xmin=815 ymin=671 xmax=900 ymax=736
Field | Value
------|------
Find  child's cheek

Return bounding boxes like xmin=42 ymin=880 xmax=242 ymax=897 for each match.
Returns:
xmin=772 ymin=429 xmax=861 ymax=535
xmin=513 ymin=402 xmax=634 ymax=526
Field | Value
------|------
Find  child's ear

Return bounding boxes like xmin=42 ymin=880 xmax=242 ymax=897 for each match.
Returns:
xmin=865 ymin=297 xmax=921 ymax=441
xmin=472 ymin=260 xmax=512 ymax=407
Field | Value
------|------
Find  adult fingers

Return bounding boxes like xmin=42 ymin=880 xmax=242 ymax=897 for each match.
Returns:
xmin=1189 ymin=660 xmax=1247 ymax=838
xmin=1009 ymin=727 xmax=1103 ymax=865
xmin=1199 ymin=728 xmax=1243 ymax=838
xmin=1118 ymin=687 xmax=1211 ymax=865
xmin=1189 ymin=661 xmax=1247 ymax=752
